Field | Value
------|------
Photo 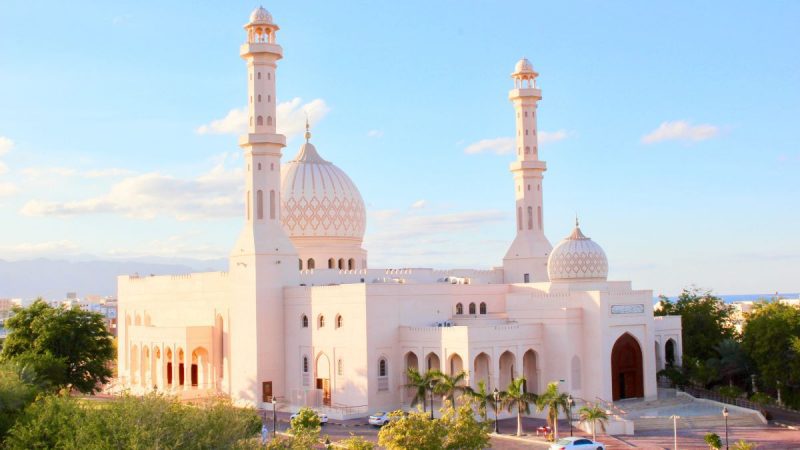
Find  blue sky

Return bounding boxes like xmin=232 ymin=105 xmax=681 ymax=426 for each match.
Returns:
xmin=0 ymin=1 xmax=798 ymax=296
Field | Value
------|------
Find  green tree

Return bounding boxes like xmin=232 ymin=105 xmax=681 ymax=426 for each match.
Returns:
xmin=536 ymin=382 xmax=570 ymax=440
xmin=288 ymin=407 xmax=321 ymax=448
xmin=1 ymin=300 xmax=115 ymax=393
xmin=656 ymin=288 xmax=736 ymax=361
xmin=441 ymin=401 xmax=492 ymax=450
xmin=502 ymin=377 xmax=537 ymax=436
xmin=577 ymin=404 xmax=608 ymax=441
xmin=378 ymin=409 xmax=447 ymax=450
xmin=741 ymin=301 xmax=800 ymax=404
xmin=0 ymin=363 xmax=40 ymax=441
xmin=404 ymin=368 xmax=440 ymax=412
xmin=464 ymin=380 xmax=497 ymax=423
xmin=434 ymin=370 xmax=468 ymax=405
xmin=704 ymin=432 xmax=722 ymax=449
xmin=732 ymin=440 xmax=755 ymax=450
xmin=707 ymin=338 xmax=749 ymax=386
xmin=338 ymin=434 xmax=376 ymax=450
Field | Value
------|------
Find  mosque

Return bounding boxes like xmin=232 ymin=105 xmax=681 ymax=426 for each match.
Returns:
xmin=116 ymin=7 xmax=683 ymax=416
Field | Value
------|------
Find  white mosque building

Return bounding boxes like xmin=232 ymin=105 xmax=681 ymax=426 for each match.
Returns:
xmin=116 ymin=7 xmax=682 ymax=416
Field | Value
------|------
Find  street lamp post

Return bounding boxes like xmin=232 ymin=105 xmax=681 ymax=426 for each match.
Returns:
xmin=567 ymin=395 xmax=574 ymax=437
xmin=493 ymin=388 xmax=500 ymax=434
xmin=722 ymin=407 xmax=729 ymax=450
xmin=670 ymin=415 xmax=679 ymax=450
xmin=271 ymin=397 xmax=277 ymax=440
xmin=429 ymin=381 xmax=435 ymax=420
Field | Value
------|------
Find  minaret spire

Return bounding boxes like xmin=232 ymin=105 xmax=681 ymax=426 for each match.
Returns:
xmin=502 ymin=57 xmax=553 ymax=283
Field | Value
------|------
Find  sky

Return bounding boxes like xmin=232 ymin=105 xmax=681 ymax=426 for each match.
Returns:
xmin=0 ymin=1 xmax=798 ymax=296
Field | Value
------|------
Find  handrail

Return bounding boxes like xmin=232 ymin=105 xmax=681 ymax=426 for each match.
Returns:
xmin=595 ymin=396 xmax=627 ymax=416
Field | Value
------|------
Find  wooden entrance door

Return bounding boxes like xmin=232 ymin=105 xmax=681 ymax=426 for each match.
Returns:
xmin=611 ymin=333 xmax=644 ymax=400
xmin=316 ymin=378 xmax=331 ymax=406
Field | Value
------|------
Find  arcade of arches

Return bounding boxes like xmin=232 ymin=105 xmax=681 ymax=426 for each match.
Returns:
xmin=127 ymin=343 xmax=215 ymax=392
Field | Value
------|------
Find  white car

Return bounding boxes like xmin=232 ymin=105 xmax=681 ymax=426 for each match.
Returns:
xmin=290 ymin=411 xmax=328 ymax=425
xmin=368 ymin=411 xmax=391 ymax=426
xmin=549 ymin=437 xmax=605 ymax=450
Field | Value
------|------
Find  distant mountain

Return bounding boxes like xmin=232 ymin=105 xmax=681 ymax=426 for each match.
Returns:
xmin=0 ymin=257 xmax=228 ymax=299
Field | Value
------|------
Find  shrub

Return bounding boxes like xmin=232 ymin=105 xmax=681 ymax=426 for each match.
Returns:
xmin=717 ymin=385 xmax=744 ymax=400
xmin=704 ymin=432 xmax=722 ymax=449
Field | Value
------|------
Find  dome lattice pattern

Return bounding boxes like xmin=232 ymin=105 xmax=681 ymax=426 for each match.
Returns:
xmin=547 ymin=226 xmax=608 ymax=281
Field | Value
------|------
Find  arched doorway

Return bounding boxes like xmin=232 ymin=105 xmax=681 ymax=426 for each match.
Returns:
xmin=316 ymin=353 xmax=331 ymax=406
xmin=665 ymin=339 xmax=676 ymax=367
xmin=611 ymin=333 xmax=644 ymax=400
xmin=404 ymin=352 xmax=419 ymax=404
xmin=448 ymin=353 xmax=464 ymax=375
xmin=426 ymin=352 xmax=440 ymax=372
xmin=498 ymin=351 xmax=516 ymax=389
xmin=523 ymin=350 xmax=538 ymax=394
xmin=473 ymin=352 xmax=491 ymax=389
xmin=655 ymin=341 xmax=662 ymax=370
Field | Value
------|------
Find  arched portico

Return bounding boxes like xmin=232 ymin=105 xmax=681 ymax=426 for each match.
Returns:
xmin=473 ymin=352 xmax=491 ymax=389
xmin=498 ymin=351 xmax=516 ymax=389
xmin=448 ymin=353 xmax=464 ymax=375
xmin=426 ymin=352 xmax=440 ymax=372
xmin=665 ymin=339 xmax=676 ymax=367
xmin=522 ymin=349 xmax=539 ymax=394
xmin=611 ymin=333 xmax=644 ymax=400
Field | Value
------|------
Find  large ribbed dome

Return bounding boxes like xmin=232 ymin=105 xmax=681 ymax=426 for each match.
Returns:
xmin=280 ymin=142 xmax=366 ymax=240
xmin=547 ymin=222 xmax=608 ymax=281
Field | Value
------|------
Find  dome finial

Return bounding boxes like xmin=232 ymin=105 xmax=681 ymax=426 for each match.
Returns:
xmin=304 ymin=114 xmax=311 ymax=142
xmin=575 ymin=213 xmax=579 ymax=228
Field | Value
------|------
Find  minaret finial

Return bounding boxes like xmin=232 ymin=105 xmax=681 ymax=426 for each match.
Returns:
xmin=304 ymin=114 xmax=311 ymax=142
xmin=575 ymin=213 xmax=579 ymax=228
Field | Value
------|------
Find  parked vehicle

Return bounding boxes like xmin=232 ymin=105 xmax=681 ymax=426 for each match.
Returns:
xmin=290 ymin=411 xmax=328 ymax=425
xmin=368 ymin=411 xmax=391 ymax=426
xmin=549 ymin=436 xmax=605 ymax=450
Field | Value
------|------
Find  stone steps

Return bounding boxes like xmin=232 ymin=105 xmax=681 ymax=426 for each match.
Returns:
xmin=634 ymin=414 xmax=763 ymax=431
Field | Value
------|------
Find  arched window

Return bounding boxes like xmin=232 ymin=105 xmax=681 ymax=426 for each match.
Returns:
xmin=479 ymin=302 xmax=487 ymax=314
xmin=348 ymin=258 xmax=355 ymax=270
xmin=257 ymin=162 xmax=262 ymax=170
xmin=456 ymin=303 xmax=463 ymax=315
xmin=335 ymin=315 xmax=343 ymax=329
xmin=338 ymin=258 xmax=344 ymax=270
xmin=469 ymin=303 xmax=476 ymax=314
xmin=257 ymin=94 xmax=261 ymax=102
xmin=318 ymin=315 xmax=325 ymax=328
xmin=307 ymin=258 xmax=315 ymax=270
xmin=379 ymin=358 xmax=387 ymax=377
xmin=328 ymin=258 xmax=335 ymax=269
xmin=301 ymin=315 xmax=308 ymax=328
xmin=267 ymin=116 xmax=273 ymax=126
xmin=337 ymin=359 xmax=343 ymax=376
xmin=517 ymin=207 xmax=522 ymax=231
xmin=525 ymin=146 xmax=530 ymax=154
xmin=257 ymin=72 xmax=261 ymax=80
xmin=298 ymin=259 xmax=303 ymax=270
xmin=257 ymin=190 xmax=264 ymax=219
xmin=268 ymin=72 xmax=271 ymax=80
xmin=257 ymin=116 xmax=263 ymax=126
xmin=269 ymin=190 xmax=276 ymax=219
xmin=303 ymin=356 xmax=309 ymax=373
xmin=527 ymin=206 xmax=533 ymax=230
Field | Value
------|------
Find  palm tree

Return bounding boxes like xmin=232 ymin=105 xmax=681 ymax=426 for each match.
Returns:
xmin=502 ymin=377 xmax=537 ymax=436
xmin=464 ymin=380 xmax=497 ymax=422
xmin=433 ymin=370 xmax=468 ymax=405
xmin=578 ymin=404 xmax=608 ymax=441
xmin=536 ymin=382 xmax=570 ymax=440
xmin=404 ymin=368 xmax=439 ymax=411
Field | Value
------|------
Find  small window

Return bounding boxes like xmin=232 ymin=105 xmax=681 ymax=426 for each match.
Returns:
xmin=257 ymin=116 xmax=263 ymax=126
xmin=348 ymin=258 xmax=355 ymax=270
xmin=337 ymin=359 xmax=343 ymax=376
xmin=268 ymin=72 xmax=271 ymax=80
xmin=379 ymin=359 xmax=387 ymax=377
xmin=469 ymin=303 xmax=476 ymax=314
xmin=267 ymin=116 xmax=273 ymax=126
xmin=525 ymin=111 xmax=528 ymax=117
xmin=480 ymin=302 xmax=487 ymax=314
xmin=525 ymin=146 xmax=530 ymax=154
xmin=328 ymin=258 xmax=335 ymax=269
xmin=318 ymin=315 xmax=325 ymax=328
xmin=307 ymin=258 xmax=315 ymax=270
xmin=301 ymin=315 xmax=308 ymax=328
xmin=525 ymin=129 xmax=528 ymax=135
xmin=336 ymin=315 xmax=343 ymax=329
xmin=303 ymin=356 xmax=309 ymax=373
xmin=524 ymin=273 xmax=530 ymax=283
xmin=257 ymin=163 xmax=262 ymax=170
xmin=258 ymin=72 xmax=261 ymax=80
xmin=338 ymin=258 xmax=344 ymax=270
xmin=258 ymin=94 xmax=261 ymax=102
xmin=456 ymin=303 xmax=463 ymax=315
xmin=298 ymin=259 xmax=303 ymax=270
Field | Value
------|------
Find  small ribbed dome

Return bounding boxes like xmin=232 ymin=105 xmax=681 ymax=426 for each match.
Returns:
xmin=249 ymin=6 xmax=273 ymax=24
xmin=547 ymin=222 xmax=608 ymax=281
xmin=280 ymin=140 xmax=366 ymax=240
xmin=514 ymin=57 xmax=535 ymax=74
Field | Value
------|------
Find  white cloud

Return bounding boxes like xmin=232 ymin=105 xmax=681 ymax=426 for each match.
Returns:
xmin=464 ymin=130 xmax=569 ymax=155
xmin=21 ymin=167 xmax=135 ymax=179
xmin=0 ymin=182 xmax=18 ymax=198
xmin=641 ymin=120 xmax=719 ymax=144
xmin=367 ymin=130 xmax=384 ymax=138
xmin=0 ymin=162 xmax=7 ymax=175
xmin=196 ymin=98 xmax=330 ymax=140
xmin=410 ymin=199 xmax=426 ymax=209
xmin=0 ymin=137 xmax=13 ymax=156
xmin=0 ymin=240 xmax=80 ymax=257
xmin=21 ymin=155 xmax=243 ymax=220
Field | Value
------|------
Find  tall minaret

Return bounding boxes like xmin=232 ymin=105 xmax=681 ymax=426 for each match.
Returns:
xmin=502 ymin=58 xmax=553 ymax=283
xmin=229 ymin=6 xmax=298 ymax=407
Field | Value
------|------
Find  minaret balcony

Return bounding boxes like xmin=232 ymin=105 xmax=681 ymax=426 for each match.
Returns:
xmin=239 ymin=133 xmax=286 ymax=147
xmin=510 ymin=160 xmax=547 ymax=172
xmin=508 ymin=87 xmax=542 ymax=100
xmin=240 ymin=42 xmax=283 ymax=58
